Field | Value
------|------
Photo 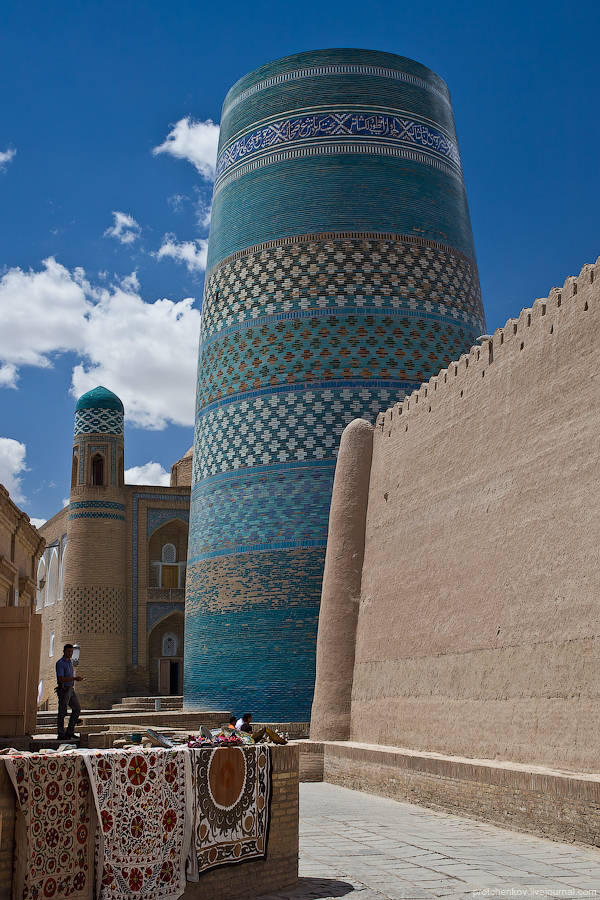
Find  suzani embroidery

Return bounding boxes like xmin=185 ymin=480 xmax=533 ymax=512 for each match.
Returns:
xmin=84 ymin=748 xmax=192 ymax=900
xmin=188 ymin=745 xmax=272 ymax=878
xmin=5 ymin=752 xmax=94 ymax=900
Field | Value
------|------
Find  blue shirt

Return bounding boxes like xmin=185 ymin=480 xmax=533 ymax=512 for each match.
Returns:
xmin=56 ymin=657 xmax=74 ymax=686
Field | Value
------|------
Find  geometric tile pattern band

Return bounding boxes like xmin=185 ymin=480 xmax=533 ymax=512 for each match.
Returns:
xmin=193 ymin=384 xmax=407 ymax=480
xmin=197 ymin=310 xmax=480 ymax=408
xmin=201 ymin=234 xmax=482 ymax=337
xmin=74 ymin=407 xmax=124 ymax=436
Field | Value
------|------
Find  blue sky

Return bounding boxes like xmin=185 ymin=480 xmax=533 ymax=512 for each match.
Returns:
xmin=1 ymin=0 xmax=598 ymax=523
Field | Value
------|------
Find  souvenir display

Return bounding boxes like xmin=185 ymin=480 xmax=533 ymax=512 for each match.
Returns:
xmin=84 ymin=748 xmax=191 ymax=900
xmin=144 ymin=729 xmax=174 ymax=748
xmin=5 ymin=751 xmax=94 ymax=900
xmin=210 ymin=727 xmax=254 ymax=746
xmin=188 ymin=745 xmax=271 ymax=878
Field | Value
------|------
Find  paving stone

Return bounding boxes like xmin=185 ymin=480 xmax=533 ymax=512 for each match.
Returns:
xmin=258 ymin=784 xmax=600 ymax=900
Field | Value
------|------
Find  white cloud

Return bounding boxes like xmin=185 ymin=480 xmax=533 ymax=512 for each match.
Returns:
xmin=104 ymin=211 xmax=141 ymax=245
xmin=62 ymin=497 xmax=70 ymax=507
xmin=0 ymin=364 xmax=17 ymax=388
xmin=153 ymin=118 xmax=219 ymax=181
xmin=0 ymin=437 xmax=27 ymax=503
xmin=30 ymin=517 xmax=46 ymax=529
xmin=0 ymin=258 xmax=201 ymax=429
xmin=197 ymin=201 xmax=212 ymax=230
xmin=156 ymin=235 xmax=208 ymax=273
xmin=125 ymin=461 xmax=171 ymax=486
xmin=0 ymin=148 xmax=16 ymax=171
xmin=168 ymin=193 xmax=187 ymax=213
xmin=0 ymin=258 xmax=89 ymax=385
xmin=120 ymin=270 xmax=139 ymax=292
xmin=71 ymin=284 xmax=200 ymax=429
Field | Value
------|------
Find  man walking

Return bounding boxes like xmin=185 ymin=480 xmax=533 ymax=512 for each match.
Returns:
xmin=56 ymin=643 xmax=83 ymax=740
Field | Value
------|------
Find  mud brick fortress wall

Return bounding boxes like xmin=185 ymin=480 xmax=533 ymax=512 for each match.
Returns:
xmin=185 ymin=48 xmax=485 ymax=721
xmin=312 ymin=257 xmax=600 ymax=775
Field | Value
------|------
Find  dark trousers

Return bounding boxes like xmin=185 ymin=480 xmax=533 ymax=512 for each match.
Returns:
xmin=57 ymin=686 xmax=81 ymax=737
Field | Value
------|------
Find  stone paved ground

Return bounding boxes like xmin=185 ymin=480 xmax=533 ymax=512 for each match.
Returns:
xmin=258 ymin=783 xmax=600 ymax=900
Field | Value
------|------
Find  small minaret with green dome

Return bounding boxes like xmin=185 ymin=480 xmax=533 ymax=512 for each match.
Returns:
xmin=62 ymin=385 xmax=128 ymax=705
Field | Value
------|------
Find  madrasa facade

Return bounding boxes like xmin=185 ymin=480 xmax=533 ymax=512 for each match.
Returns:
xmin=38 ymin=48 xmax=485 ymax=717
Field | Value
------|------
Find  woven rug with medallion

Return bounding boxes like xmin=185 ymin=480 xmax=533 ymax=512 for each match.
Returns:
xmin=5 ymin=752 xmax=95 ymax=900
xmin=187 ymin=744 xmax=272 ymax=879
xmin=84 ymin=748 xmax=192 ymax=900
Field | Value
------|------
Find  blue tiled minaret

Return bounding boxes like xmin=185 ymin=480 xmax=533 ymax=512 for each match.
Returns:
xmin=185 ymin=49 xmax=485 ymax=719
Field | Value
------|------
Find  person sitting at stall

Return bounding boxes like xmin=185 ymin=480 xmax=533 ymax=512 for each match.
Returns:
xmin=236 ymin=713 xmax=253 ymax=733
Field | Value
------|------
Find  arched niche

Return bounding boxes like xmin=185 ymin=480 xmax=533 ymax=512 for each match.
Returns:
xmin=36 ymin=556 xmax=46 ymax=610
xmin=148 ymin=611 xmax=184 ymax=696
xmin=58 ymin=541 xmax=67 ymax=603
xmin=91 ymin=453 xmax=104 ymax=486
xmin=46 ymin=549 xmax=59 ymax=606
xmin=148 ymin=519 xmax=188 ymax=589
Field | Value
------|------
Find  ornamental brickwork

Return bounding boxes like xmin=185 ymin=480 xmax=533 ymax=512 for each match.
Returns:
xmin=185 ymin=48 xmax=486 ymax=721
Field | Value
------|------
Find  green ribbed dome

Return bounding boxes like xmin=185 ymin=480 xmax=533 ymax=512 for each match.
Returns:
xmin=75 ymin=386 xmax=124 ymax=412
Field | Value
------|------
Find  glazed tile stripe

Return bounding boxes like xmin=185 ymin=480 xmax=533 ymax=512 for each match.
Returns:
xmin=221 ymin=64 xmax=450 ymax=118
xmin=69 ymin=500 xmax=126 ymax=510
xmin=191 ymin=457 xmax=337 ymax=489
xmin=223 ymin=103 xmax=455 ymax=146
xmin=196 ymin=377 xmax=416 ymax=416
xmin=216 ymin=111 xmax=459 ymax=179
xmin=189 ymin=539 xmax=328 ymax=563
xmin=189 ymin=464 xmax=335 ymax=562
xmin=214 ymin=143 xmax=462 ymax=196
xmin=215 ymin=120 xmax=462 ymax=193
xmin=206 ymin=230 xmax=476 ymax=278
xmin=199 ymin=305 xmax=482 ymax=349
xmin=68 ymin=511 xmax=126 ymax=521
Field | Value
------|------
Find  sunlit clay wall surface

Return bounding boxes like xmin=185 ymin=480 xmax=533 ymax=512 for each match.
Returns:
xmin=185 ymin=48 xmax=485 ymax=720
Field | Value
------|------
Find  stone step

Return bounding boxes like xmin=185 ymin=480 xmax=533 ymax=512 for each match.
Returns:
xmin=35 ymin=708 xmax=232 ymax=735
xmin=110 ymin=701 xmax=183 ymax=712
xmin=114 ymin=695 xmax=183 ymax=708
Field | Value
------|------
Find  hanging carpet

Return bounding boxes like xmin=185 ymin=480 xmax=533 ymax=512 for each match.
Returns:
xmin=84 ymin=747 xmax=191 ymax=900
xmin=187 ymin=744 xmax=272 ymax=879
xmin=5 ymin=752 xmax=95 ymax=900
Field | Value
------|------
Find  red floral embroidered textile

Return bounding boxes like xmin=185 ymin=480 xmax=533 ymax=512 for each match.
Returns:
xmin=5 ymin=752 xmax=94 ymax=900
xmin=84 ymin=748 xmax=191 ymax=900
xmin=187 ymin=745 xmax=271 ymax=879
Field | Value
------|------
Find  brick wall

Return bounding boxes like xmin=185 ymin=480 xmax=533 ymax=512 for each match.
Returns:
xmin=314 ymin=257 xmax=600 ymax=772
